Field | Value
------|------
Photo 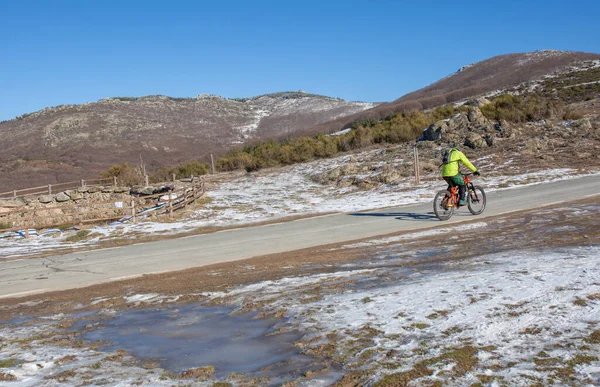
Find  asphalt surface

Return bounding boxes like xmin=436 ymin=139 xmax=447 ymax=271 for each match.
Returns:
xmin=1 ymin=174 xmax=599 ymax=299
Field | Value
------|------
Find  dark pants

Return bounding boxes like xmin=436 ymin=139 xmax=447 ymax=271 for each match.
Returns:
xmin=443 ymin=174 xmax=466 ymax=201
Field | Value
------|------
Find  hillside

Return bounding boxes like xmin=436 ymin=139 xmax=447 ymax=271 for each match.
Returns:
xmin=0 ymin=92 xmax=374 ymax=190
xmin=2 ymin=50 xmax=599 ymax=192
xmin=306 ymin=50 xmax=600 ymax=134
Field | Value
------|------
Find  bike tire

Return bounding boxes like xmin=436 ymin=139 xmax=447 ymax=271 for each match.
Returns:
xmin=433 ymin=190 xmax=455 ymax=221
xmin=467 ymin=185 xmax=486 ymax=215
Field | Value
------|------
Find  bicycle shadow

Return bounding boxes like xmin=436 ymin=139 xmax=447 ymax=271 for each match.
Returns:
xmin=349 ymin=212 xmax=438 ymax=221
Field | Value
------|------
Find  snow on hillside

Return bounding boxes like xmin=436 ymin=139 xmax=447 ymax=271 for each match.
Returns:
xmin=234 ymin=94 xmax=375 ymax=136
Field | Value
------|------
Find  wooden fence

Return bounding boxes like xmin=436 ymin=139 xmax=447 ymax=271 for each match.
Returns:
xmin=0 ymin=178 xmax=205 ymax=237
xmin=0 ymin=177 xmax=118 ymax=199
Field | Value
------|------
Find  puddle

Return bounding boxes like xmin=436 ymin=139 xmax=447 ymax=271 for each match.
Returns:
xmin=78 ymin=304 xmax=321 ymax=381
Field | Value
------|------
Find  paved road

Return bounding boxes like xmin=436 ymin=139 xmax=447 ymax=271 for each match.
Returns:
xmin=1 ymin=174 xmax=599 ymax=299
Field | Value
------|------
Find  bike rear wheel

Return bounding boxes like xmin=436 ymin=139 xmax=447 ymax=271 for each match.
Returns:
xmin=467 ymin=185 xmax=486 ymax=215
xmin=433 ymin=190 xmax=455 ymax=220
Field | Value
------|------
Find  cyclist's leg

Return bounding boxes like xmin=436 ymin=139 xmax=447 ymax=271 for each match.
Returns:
xmin=451 ymin=174 xmax=467 ymax=201
xmin=443 ymin=177 xmax=453 ymax=192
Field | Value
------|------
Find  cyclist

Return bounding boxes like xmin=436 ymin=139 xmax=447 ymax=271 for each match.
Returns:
xmin=440 ymin=147 xmax=480 ymax=206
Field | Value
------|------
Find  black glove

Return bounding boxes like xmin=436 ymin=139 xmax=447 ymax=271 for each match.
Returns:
xmin=474 ymin=170 xmax=481 ymax=176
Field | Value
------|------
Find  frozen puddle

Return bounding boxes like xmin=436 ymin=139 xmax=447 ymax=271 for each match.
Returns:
xmin=76 ymin=304 xmax=331 ymax=382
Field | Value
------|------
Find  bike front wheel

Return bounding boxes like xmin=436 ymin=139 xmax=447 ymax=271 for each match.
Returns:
xmin=467 ymin=186 xmax=486 ymax=215
xmin=433 ymin=190 xmax=455 ymax=221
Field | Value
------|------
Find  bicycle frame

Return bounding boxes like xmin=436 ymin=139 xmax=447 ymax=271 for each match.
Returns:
xmin=445 ymin=174 xmax=477 ymax=208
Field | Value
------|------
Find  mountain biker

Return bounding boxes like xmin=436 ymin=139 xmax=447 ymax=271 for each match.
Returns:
xmin=441 ymin=147 xmax=480 ymax=206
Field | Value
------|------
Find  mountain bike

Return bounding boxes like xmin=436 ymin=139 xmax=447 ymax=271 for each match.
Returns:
xmin=433 ymin=173 xmax=486 ymax=221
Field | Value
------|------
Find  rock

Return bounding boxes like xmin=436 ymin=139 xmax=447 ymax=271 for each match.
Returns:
xmin=421 ymin=120 xmax=448 ymax=141
xmin=325 ymin=167 xmax=342 ymax=181
xmin=484 ymin=134 xmax=495 ymax=147
xmin=341 ymin=163 xmax=358 ymax=175
xmin=0 ymin=198 xmax=25 ymax=208
xmin=377 ymin=171 xmax=401 ymax=184
xmin=113 ymin=186 xmax=130 ymax=193
xmin=464 ymin=133 xmax=487 ymax=149
xmin=102 ymin=186 xmax=115 ymax=193
xmin=87 ymin=186 xmax=102 ymax=193
xmin=467 ymin=107 xmax=490 ymax=129
xmin=525 ymin=139 xmax=545 ymax=151
xmin=469 ymin=97 xmax=491 ymax=107
xmin=38 ymin=195 xmax=54 ymax=204
xmin=131 ymin=186 xmax=154 ymax=195
xmin=337 ymin=177 xmax=354 ymax=188
xmin=575 ymin=118 xmax=593 ymax=131
xmin=357 ymin=181 xmax=374 ymax=190
xmin=77 ymin=187 xmax=89 ymax=193
xmin=66 ymin=190 xmax=83 ymax=200
xmin=447 ymin=113 xmax=470 ymax=132
xmin=55 ymin=192 xmax=71 ymax=202
xmin=21 ymin=196 xmax=37 ymax=205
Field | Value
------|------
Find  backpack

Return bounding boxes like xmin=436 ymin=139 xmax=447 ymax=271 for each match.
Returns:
xmin=441 ymin=148 xmax=458 ymax=167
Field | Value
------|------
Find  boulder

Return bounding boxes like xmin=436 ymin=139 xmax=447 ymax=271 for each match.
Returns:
xmin=421 ymin=120 xmax=448 ymax=141
xmin=102 ymin=186 xmax=115 ymax=193
xmin=66 ymin=190 xmax=83 ymax=200
xmin=325 ymin=167 xmax=342 ymax=181
xmin=55 ymin=192 xmax=71 ymax=202
xmin=484 ymin=134 xmax=495 ymax=147
xmin=446 ymin=113 xmax=470 ymax=133
xmin=113 ymin=186 xmax=130 ymax=193
xmin=377 ymin=171 xmax=401 ymax=185
xmin=341 ymin=163 xmax=358 ymax=175
xmin=87 ymin=186 xmax=102 ymax=193
xmin=469 ymin=97 xmax=491 ymax=107
xmin=131 ymin=186 xmax=155 ymax=195
xmin=77 ymin=186 xmax=89 ymax=193
xmin=575 ymin=118 xmax=593 ymax=132
xmin=0 ymin=198 xmax=25 ymax=208
xmin=464 ymin=133 xmax=487 ymax=149
xmin=38 ymin=195 xmax=54 ymax=204
xmin=467 ymin=107 xmax=490 ymax=129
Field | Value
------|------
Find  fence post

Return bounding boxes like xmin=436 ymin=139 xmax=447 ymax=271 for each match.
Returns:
xmin=48 ymin=184 xmax=52 ymax=195
xmin=210 ymin=154 xmax=215 ymax=174
xmin=172 ymin=173 xmax=176 ymax=182
xmin=144 ymin=175 xmax=149 ymax=186
xmin=413 ymin=143 xmax=420 ymax=185
xmin=131 ymin=199 xmax=136 ymax=223
xmin=81 ymin=179 xmax=85 ymax=188
xmin=168 ymin=194 xmax=173 ymax=218
xmin=13 ymin=190 xmax=17 ymax=198
xmin=25 ymin=226 xmax=30 ymax=239
xmin=113 ymin=176 xmax=118 ymax=186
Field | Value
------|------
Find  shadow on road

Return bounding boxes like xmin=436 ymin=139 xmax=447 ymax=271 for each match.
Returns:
xmin=350 ymin=212 xmax=438 ymax=221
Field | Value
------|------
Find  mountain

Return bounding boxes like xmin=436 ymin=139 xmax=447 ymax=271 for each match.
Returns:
xmin=305 ymin=50 xmax=600 ymax=134
xmin=2 ymin=50 xmax=599 ymax=191
xmin=0 ymin=92 xmax=375 ymax=190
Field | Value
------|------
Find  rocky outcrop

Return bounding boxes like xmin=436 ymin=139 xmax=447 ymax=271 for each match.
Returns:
xmin=419 ymin=107 xmax=497 ymax=149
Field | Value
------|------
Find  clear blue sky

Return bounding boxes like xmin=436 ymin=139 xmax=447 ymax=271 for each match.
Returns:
xmin=1 ymin=0 xmax=599 ymax=121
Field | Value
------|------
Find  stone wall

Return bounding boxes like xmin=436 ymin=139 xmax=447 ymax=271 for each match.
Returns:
xmin=0 ymin=184 xmax=176 ymax=230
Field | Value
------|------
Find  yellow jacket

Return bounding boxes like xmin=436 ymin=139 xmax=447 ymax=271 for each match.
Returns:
xmin=441 ymin=148 xmax=477 ymax=177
